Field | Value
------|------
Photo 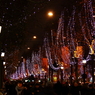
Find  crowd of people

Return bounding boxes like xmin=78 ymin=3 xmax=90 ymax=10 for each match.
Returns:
xmin=0 ymin=79 xmax=95 ymax=95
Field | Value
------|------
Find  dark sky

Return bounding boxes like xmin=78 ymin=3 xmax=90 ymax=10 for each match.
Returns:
xmin=25 ymin=0 xmax=64 ymax=50
xmin=0 ymin=0 xmax=85 ymax=74
xmin=24 ymin=0 xmax=81 ymax=50
xmin=0 ymin=0 xmax=82 ymax=57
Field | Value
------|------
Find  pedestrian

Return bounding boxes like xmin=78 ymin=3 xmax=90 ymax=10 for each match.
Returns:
xmin=70 ymin=82 xmax=81 ymax=95
xmin=15 ymin=81 xmax=27 ymax=95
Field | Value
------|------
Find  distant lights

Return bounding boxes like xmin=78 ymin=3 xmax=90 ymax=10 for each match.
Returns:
xmin=1 ymin=52 xmax=5 ymax=57
xmin=33 ymin=36 xmax=37 ymax=39
xmin=3 ymin=62 xmax=6 ymax=65
xmin=5 ymin=71 xmax=7 ymax=75
xmin=82 ymin=60 xmax=87 ymax=64
xmin=48 ymin=11 xmax=53 ymax=17
xmin=33 ymin=12 xmax=36 ymax=14
xmin=60 ymin=66 xmax=64 ymax=70
xmin=93 ymin=15 xmax=95 ymax=18
xmin=4 ymin=66 xmax=6 ymax=69
xmin=21 ymin=56 xmax=23 ymax=58
xmin=27 ymin=47 xmax=30 ymax=50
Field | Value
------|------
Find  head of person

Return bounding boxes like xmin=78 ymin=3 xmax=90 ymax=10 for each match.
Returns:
xmin=88 ymin=84 xmax=93 ymax=89
xmin=17 ymin=81 xmax=23 ymax=87
xmin=73 ymin=82 xmax=79 ymax=87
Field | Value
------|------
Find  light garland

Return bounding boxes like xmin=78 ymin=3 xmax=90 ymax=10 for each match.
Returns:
xmin=9 ymin=0 xmax=95 ymax=81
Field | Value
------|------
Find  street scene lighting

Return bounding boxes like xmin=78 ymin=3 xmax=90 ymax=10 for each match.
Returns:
xmin=3 ymin=62 xmax=6 ymax=65
xmin=0 ymin=0 xmax=95 ymax=91
xmin=82 ymin=60 xmax=87 ymax=64
xmin=48 ymin=11 xmax=53 ymax=17
xmin=82 ymin=59 xmax=87 ymax=84
xmin=33 ymin=36 xmax=37 ymax=39
xmin=60 ymin=66 xmax=64 ymax=70
xmin=1 ymin=52 xmax=5 ymax=57
xmin=27 ymin=47 xmax=30 ymax=50
xmin=93 ymin=15 xmax=95 ymax=17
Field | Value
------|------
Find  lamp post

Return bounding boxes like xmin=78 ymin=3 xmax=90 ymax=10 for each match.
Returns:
xmin=82 ymin=59 xmax=87 ymax=84
xmin=0 ymin=52 xmax=5 ymax=89
xmin=60 ymin=66 xmax=64 ymax=83
xmin=0 ymin=26 xmax=3 ymax=89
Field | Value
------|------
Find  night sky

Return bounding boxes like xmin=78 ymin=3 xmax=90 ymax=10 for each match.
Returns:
xmin=0 ymin=0 xmax=82 ymax=58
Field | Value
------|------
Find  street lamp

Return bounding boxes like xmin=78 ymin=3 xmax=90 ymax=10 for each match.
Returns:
xmin=82 ymin=59 xmax=87 ymax=84
xmin=33 ymin=36 xmax=37 ymax=39
xmin=60 ymin=66 xmax=64 ymax=83
xmin=0 ymin=51 xmax=5 ymax=89
xmin=27 ymin=47 xmax=30 ymax=50
xmin=47 ymin=11 xmax=53 ymax=17
xmin=1 ymin=52 xmax=5 ymax=57
xmin=3 ymin=61 xmax=6 ymax=65
xmin=0 ymin=26 xmax=4 ymax=89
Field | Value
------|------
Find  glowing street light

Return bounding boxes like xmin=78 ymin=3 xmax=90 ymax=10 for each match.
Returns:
xmin=82 ymin=60 xmax=87 ymax=64
xmin=1 ymin=52 xmax=5 ymax=57
xmin=27 ymin=47 xmax=30 ymax=50
xmin=60 ymin=66 xmax=64 ymax=70
xmin=48 ymin=11 xmax=53 ymax=17
xmin=33 ymin=36 xmax=37 ymax=39
xmin=82 ymin=59 xmax=87 ymax=84
xmin=3 ymin=62 xmax=6 ymax=65
xmin=60 ymin=66 xmax=64 ymax=83
xmin=0 ymin=51 xmax=5 ymax=89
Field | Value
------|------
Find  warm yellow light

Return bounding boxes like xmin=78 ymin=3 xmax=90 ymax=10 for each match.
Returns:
xmin=33 ymin=36 xmax=37 ymax=39
xmin=27 ymin=47 xmax=30 ymax=50
xmin=48 ymin=11 xmax=53 ymax=17
xmin=42 ymin=68 xmax=44 ymax=71
xmin=53 ymin=76 xmax=57 ymax=82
